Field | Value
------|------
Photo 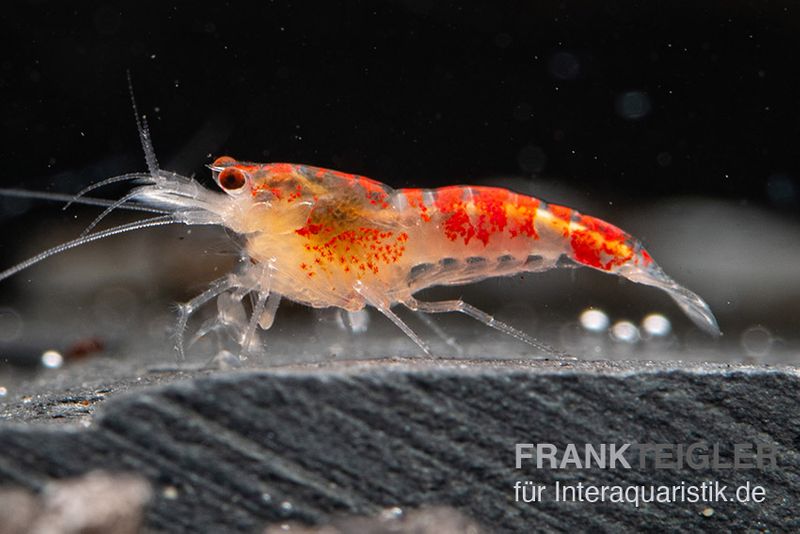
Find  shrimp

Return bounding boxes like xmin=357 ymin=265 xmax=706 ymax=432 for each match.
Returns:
xmin=0 ymin=84 xmax=720 ymax=361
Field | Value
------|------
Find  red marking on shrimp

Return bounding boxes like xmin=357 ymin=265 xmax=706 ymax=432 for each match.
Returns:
xmin=266 ymin=163 xmax=295 ymax=175
xmin=403 ymin=188 xmax=432 ymax=222
xmin=435 ymin=186 xmax=539 ymax=245
xmin=548 ymin=204 xmax=571 ymax=221
xmin=356 ymin=177 xmax=390 ymax=208
xmin=508 ymin=194 xmax=540 ymax=240
xmin=212 ymin=155 xmax=237 ymax=167
xmin=570 ymin=215 xmax=633 ymax=271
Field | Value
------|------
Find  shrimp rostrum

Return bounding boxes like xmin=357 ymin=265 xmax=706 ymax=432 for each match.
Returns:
xmin=0 ymin=114 xmax=720 ymax=360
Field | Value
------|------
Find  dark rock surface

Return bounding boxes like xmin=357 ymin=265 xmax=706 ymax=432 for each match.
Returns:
xmin=0 ymin=358 xmax=798 ymax=533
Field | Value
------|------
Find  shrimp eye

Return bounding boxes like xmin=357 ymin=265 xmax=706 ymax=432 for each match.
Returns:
xmin=219 ymin=167 xmax=248 ymax=191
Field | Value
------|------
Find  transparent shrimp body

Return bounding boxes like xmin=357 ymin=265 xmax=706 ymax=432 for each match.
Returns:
xmin=0 ymin=150 xmax=719 ymax=360
xmin=193 ymin=158 xmax=719 ymax=357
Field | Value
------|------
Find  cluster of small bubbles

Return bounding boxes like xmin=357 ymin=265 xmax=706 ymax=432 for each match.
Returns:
xmin=615 ymin=91 xmax=652 ymax=120
xmin=610 ymin=321 xmax=640 ymax=343
xmin=518 ymin=145 xmax=548 ymax=173
xmin=548 ymin=51 xmax=581 ymax=80
xmin=642 ymin=313 xmax=671 ymax=337
xmin=740 ymin=325 xmax=773 ymax=359
xmin=579 ymin=308 xmax=610 ymax=333
xmin=766 ymin=173 xmax=797 ymax=208
xmin=41 ymin=350 xmax=63 ymax=369
xmin=0 ymin=386 xmax=7 ymax=398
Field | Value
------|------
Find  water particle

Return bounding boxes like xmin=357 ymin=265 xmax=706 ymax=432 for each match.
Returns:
xmin=580 ymin=309 xmax=610 ymax=333
xmin=380 ymin=506 xmax=404 ymax=520
xmin=41 ymin=350 xmax=63 ymax=369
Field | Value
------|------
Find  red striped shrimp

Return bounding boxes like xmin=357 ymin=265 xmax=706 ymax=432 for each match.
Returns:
xmin=0 ymin=89 xmax=720 ymax=361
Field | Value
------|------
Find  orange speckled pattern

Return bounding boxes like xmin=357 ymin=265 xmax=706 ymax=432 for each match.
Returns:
xmin=296 ymin=222 xmax=408 ymax=277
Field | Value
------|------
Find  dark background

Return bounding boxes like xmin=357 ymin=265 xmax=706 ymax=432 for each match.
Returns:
xmin=0 ymin=1 xmax=798 ymax=365
xmin=2 ymin=1 xmax=798 ymax=204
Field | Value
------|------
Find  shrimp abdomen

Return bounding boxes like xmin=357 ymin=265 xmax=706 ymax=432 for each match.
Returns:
xmin=394 ymin=185 xmax=719 ymax=335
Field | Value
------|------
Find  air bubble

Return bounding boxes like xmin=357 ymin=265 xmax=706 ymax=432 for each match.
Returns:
xmin=610 ymin=321 xmax=640 ymax=343
xmin=740 ymin=325 xmax=773 ymax=358
xmin=615 ymin=91 xmax=652 ymax=120
xmin=280 ymin=500 xmax=294 ymax=512
xmin=0 ymin=386 xmax=7 ymax=398
xmin=41 ymin=350 xmax=63 ymax=369
xmin=642 ymin=313 xmax=671 ymax=337
xmin=548 ymin=51 xmax=581 ymax=80
xmin=0 ymin=308 xmax=22 ymax=342
xmin=580 ymin=309 xmax=610 ymax=333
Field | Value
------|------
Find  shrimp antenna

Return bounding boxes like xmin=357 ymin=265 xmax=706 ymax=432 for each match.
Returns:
xmin=63 ymin=173 xmax=152 ymax=211
xmin=0 ymin=188 xmax=168 ymax=215
xmin=63 ymin=73 xmax=165 ymax=234
xmin=126 ymin=69 xmax=160 ymax=178
xmin=0 ymin=215 xmax=178 ymax=283
xmin=61 ymin=68 xmax=164 ymax=212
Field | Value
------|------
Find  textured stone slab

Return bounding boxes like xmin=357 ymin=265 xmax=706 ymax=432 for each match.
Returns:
xmin=0 ymin=359 xmax=798 ymax=532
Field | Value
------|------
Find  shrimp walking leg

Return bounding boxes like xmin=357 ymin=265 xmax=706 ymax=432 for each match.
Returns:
xmin=412 ymin=311 xmax=464 ymax=355
xmin=353 ymin=282 xmax=432 ymax=356
xmin=175 ymin=274 xmax=243 ymax=360
xmin=238 ymin=265 xmax=273 ymax=358
xmin=402 ymin=297 xmax=565 ymax=359
xmin=258 ymin=293 xmax=282 ymax=330
xmin=239 ymin=290 xmax=270 ymax=359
